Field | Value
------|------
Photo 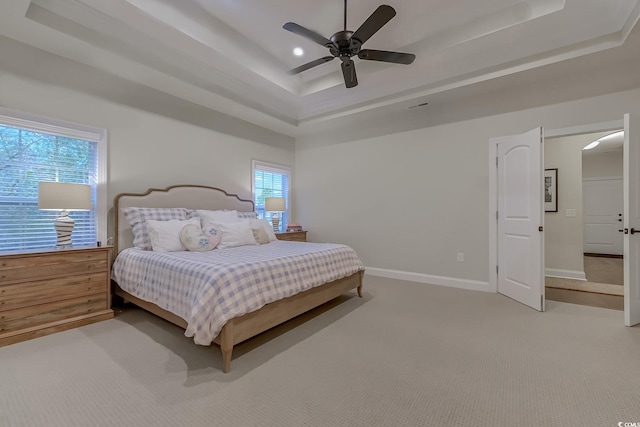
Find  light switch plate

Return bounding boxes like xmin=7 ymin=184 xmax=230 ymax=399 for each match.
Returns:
xmin=565 ymin=209 xmax=576 ymax=217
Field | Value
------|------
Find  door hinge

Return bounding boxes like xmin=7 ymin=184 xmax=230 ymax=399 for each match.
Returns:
xmin=496 ymin=265 xmax=499 ymax=274
xmin=538 ymin=226 xmax=543 ymax=232
xmin=496 ymin=157 xmax=498 ymax=167
xmin=496 ymin=211 xmax=499 ymax=221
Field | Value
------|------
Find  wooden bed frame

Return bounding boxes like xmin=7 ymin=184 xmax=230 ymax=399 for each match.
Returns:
xmin=112 ymin=185 xmax=363 ymax=372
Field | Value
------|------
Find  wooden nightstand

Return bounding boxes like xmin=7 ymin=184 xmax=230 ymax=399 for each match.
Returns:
xmin=0 ymin=246 xmax=114 ymax=347
xmin=275 ymin=231 xmax=307 ymax=242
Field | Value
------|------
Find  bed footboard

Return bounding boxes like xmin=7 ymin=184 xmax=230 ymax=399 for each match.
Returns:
xmin=214 ymin=270 xmax=363 ymax=372
xmin=114 ymin=270 xmax=363 ymax=372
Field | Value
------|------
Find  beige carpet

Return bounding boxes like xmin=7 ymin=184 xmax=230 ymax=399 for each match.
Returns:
xmin=1 ymin=276 xmax=640 ymax=426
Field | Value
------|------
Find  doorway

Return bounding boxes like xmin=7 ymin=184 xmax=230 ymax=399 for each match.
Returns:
xmin=543 ymin=130 xmax=624 ymax=310
xmin=490 ymin=116 xmax=640 ymax=326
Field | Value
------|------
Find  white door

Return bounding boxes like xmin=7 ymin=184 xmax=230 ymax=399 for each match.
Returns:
xmin=624 ymin=114 xmax=640 ymax=326
xmin=494 ymin=128 xmax=545 ymax=311
xmin=583 ymin=179 xmax=623 ymax=255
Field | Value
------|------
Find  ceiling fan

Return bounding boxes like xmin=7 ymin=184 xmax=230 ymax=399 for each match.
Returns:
xmin=283 ymin=1 xmax=416 ymax=88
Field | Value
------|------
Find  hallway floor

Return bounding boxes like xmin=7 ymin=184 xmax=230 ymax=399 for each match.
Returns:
xmin=545 ymin=255 xmax=623 ymax=311
xmin=584 ymin=254 xmax=623 ymax=285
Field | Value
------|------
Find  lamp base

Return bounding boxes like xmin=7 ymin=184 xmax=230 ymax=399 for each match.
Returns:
xmin=271 ymin=214 xmax=280 ymax=233
xmin=54 ymin=210 xmax=75 ymax=248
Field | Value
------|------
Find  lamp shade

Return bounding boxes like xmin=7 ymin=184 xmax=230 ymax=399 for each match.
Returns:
xmin=38 ymin=182 xmax=92 ymax=211
xmin=265 ymin=197 xmax=286 ymax=212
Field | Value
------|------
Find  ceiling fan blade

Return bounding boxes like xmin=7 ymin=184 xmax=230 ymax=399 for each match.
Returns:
xmin=351 ymin=5 xmax=396 ymax=45
xmin=358 ymin=49 xmax=416 ymax=64
xmin=283 ymin=22 xmax=334 ymax=48
xmin=288 ymin=56 xmax=335 ymax=75
xmin=341 ymin=59 xmax=358 ymax=88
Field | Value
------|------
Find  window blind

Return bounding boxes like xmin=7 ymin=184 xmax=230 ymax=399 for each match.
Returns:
xmin=0 ymin=124 xmax=98 ymax=251
xmin=252 ymin=161 xmax=290 ymax=231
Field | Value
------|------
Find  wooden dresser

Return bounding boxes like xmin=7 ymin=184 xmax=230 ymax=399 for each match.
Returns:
xmin=0 ymin=246 xmax=114 ymax=347
xmin=275 ymin=231 xmax=307 ymax=242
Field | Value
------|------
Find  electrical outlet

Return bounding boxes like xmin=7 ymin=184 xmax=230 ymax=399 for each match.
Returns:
xmin=457 ymin=253 xmax=464 ymax=262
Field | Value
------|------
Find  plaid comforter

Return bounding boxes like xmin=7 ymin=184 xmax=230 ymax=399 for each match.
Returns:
xmin=111 ymin=241 xmax=364 ymax=345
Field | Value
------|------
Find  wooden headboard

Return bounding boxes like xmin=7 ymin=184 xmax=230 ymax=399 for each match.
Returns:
xmin=113 ymin=185 xmax=255 ymax=254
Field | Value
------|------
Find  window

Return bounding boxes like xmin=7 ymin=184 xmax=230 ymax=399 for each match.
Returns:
xmin=252 ymin=160 xmax=290 ymax=233
xmin=0 ymin=108 xmax=107 ymax=251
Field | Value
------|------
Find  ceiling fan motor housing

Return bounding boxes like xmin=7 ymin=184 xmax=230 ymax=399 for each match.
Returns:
xmin=329 ymin=31 xmax=362 ymax=57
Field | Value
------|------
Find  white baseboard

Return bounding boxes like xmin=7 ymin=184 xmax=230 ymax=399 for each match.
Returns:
xmin=364 ymin=267 xmax=492 ymax=292
xmin=545 ymin=268 xmax=586 ymax=281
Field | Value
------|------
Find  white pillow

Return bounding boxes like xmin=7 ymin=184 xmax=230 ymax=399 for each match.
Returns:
xmin=215 ymin=221 xmax=258 ymax=249
xmin=146 ymin=217 xmax=200 ymax=252
xmin=251 ymin=219 xmax=278 ymax=242
xmin=197 ymin=209 xmax=239 ymax=224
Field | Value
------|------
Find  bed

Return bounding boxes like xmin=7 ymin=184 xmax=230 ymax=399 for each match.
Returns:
xmin=111 ymin=185 xmax=364 ymax=372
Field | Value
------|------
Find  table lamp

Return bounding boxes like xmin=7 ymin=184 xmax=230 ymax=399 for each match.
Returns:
xmin=265 ymin=197 xmax=286 ymax=233
xmin=38 ymin=182 xmax=92 ymax=248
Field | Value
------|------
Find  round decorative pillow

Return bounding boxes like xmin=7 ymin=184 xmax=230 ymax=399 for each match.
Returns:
xmin=179 ymin=224 xmax=219 ymax=251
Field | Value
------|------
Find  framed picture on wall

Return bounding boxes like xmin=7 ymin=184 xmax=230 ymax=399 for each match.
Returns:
xmin=544 ymin=168 xmax=558 ymax=212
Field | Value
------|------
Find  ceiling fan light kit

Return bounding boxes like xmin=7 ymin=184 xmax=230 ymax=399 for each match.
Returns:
xmin=283 ymin=1 xmax=416 ymax=88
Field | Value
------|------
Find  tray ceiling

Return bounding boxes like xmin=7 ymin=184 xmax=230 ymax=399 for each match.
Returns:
xmin=1 ymin=0 xmax=639 ymax=137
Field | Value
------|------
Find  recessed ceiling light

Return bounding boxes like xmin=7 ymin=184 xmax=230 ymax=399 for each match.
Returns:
xmin=293 ymin=47 xmax=304 ymax=56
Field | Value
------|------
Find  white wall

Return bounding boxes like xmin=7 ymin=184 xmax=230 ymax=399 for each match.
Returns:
xmin=542 ymin=133 xmax=624 ymax=276
xmin=543 ymin=134 xmax=605 ymax=279
xmin=583 ymin=151 xmax=623 ymax=179
xmin=0 ymin=36 xmax=295 ymax=239
xmin=3 ymin=34 xmax=640 ymax=292
xmin=296 ymin=89 xmax=640 ymax=290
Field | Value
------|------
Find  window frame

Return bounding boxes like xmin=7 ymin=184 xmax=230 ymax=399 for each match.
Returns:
xmin=251 ymin=160 xmax=291 ymax=232
xmin=0 ymin=107 xmax=108 ymax=248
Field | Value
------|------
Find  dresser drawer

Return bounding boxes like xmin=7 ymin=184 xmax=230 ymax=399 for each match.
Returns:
xmin=0 ymin=294 xmax=108 ymax=334
xmin=0 ymin=250 xmax=108 ymax=284
xmin=0 ymin=272 xmax=108 ymax=312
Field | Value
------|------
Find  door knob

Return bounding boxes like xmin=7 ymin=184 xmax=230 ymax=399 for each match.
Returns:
xmin=632 ymin=228 xmax=637 ymax=235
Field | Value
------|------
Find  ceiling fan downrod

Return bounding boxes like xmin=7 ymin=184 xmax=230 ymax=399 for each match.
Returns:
xmin=344 ymin=0 xmax=348 ymax=31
